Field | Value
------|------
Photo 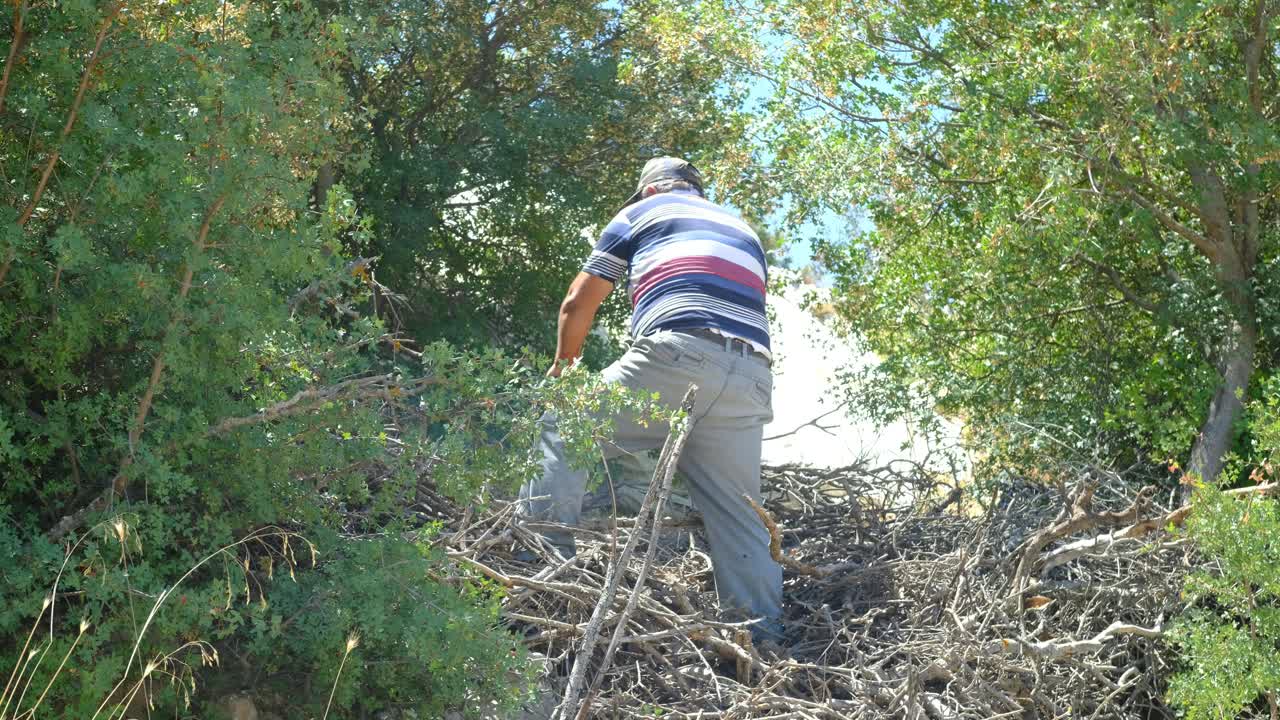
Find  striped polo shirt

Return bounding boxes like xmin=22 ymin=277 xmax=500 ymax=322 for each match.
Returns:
xmin=582 ymin=189 xmax=770 ymax=353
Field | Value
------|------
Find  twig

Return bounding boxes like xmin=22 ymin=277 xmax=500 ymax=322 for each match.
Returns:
xmin=557 ymin=386 xmax=697 ymax=720
xmin=580 ymin=387 xmax=698 ymax=717
xmin=762 ymin=402 xmax=847 ymax=442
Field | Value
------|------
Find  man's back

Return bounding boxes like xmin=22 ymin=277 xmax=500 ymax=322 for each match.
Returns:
xmin=523 ymin=159 xmax=785 ymax=644
xmin=582 ymin=190 xmax=771 ymax=353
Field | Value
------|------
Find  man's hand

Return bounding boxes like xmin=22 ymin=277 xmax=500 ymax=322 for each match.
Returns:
xmin=546 ymin=358 xmax=571 ymax=378
xmin=549 ymin=272 xmax=613 ymax=376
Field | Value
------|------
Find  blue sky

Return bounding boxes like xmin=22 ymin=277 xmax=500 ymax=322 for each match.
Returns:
xmin=598 ymin=0 xmax=857 ymax=271
xmin=731 ymin=25 xmax=858 ymax=271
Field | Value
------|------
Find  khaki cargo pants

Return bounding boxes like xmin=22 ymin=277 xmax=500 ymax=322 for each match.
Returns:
xmin=519 ymin=329 xmax=782 ymax=624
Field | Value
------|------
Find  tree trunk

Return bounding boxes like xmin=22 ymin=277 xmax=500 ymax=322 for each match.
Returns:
xmin=1187 ymin=319 xmax=1257 ymax=489
xmin=311 ymin=161 xmax=335 ymax=209
xmin=1181 ymin=152 xmax=1260 ymax=495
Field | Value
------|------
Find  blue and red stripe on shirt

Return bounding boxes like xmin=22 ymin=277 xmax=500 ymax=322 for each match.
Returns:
xmin=582 ymin=189 xmax=770 ymax=353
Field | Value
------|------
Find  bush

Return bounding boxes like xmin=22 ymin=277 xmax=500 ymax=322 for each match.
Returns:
xmin=1168 ymin=376 xmax=1280 ymax=719
xmin=0 ymin=3 xmax=560 ymax=716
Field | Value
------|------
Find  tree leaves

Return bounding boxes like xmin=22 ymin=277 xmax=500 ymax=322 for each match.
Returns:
xmin=675 ymin=0 xmax=1278 ymax=476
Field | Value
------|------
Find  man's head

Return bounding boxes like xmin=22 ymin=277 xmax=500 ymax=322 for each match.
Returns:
xmin=622 ymin=156 xmax=704 ymax=207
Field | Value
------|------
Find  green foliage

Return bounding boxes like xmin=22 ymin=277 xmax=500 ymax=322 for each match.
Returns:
xmin=1169 ymin=378 xmax=1280 ymax=717
xmin=0 ymin=1 xmax=702 ymax=716
xmin=315 ymin=0 xmax=752 ymax=354
xmin=251 ymin=533 xmax=527 ymax=719
xmin=663 ymin=0 xmax=1279 ymax=479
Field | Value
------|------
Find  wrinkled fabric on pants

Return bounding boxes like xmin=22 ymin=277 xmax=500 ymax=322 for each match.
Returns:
xmin=519 ymin=330 xmax=782 ymax=623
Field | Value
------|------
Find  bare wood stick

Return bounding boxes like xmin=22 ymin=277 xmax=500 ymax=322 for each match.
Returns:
xmin=557 ymin=386 xmax=697 ymax=720
xmin=581 ymin=389 xmax=698 ymax=715
xmin=1011 ymin=484 xmax=1154 ymax=592
xmin=987 ymin=620 xmax=1164 ymax=661
xmin=1034 ymin=482 xmax=1278 ymax=577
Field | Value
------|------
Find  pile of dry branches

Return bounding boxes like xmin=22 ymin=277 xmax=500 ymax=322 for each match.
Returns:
xmin=431 ymin=449 xmax=1197 ymax=720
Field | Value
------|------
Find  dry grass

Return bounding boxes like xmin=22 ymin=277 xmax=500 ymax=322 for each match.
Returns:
xmin=1 ymin=522 xmax=315 ymax=720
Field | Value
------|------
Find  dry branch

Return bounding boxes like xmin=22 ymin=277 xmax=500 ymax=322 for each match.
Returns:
xmin=988 ymin=621 xmax=1165 ymax=661
xmin=1036 ymin=482 xmax=1277 ymax=576
xmin=431 ymin=459 xmax=1201 ymax=719
xmin=558 ymin=386 xmax=697 ymax=720
xmin=206 ymin=374 xmax=442 ymax=436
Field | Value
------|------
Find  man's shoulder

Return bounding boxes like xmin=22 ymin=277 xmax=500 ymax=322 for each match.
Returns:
xmin=626 ymin=192 xmax=742 ymax=226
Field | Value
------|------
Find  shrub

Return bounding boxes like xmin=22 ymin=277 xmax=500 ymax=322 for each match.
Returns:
xmin=0 ymin=2 xmax=574 ymax=716
xmin=1168 ymin=376 xmax=1280 ymax=719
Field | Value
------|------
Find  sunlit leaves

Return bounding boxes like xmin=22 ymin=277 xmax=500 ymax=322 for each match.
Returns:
xmin=679 ymin=0 xmax=1278 ymax=474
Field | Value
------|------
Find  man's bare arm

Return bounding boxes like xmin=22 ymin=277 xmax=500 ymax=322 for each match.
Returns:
xmin=549 ymin=272 xmax=614 ymax=377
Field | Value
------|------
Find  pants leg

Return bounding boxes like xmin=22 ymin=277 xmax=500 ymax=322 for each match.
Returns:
xmin=519 ymin=332 xmax=781 ymax=634
xmin=518 ymin=411 xmax=596 ymax=557
xmin=518 ymin=337 xmax=715 ymax=557
xmin=678 ymin=416 xmax=782 ymax=623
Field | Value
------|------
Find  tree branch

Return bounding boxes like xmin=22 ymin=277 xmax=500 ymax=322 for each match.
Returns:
xmin=762 ymin=401 xmax=847 ymax=441
xmin=987 ymin=620 xmax=1164 ymax=661
xmin=206 ymin=374 xmax=441 ymax=436
xmin=104 ymin=193 xmax=226 ymax=502
xmin=1074 ymin=255 xmax=1160 ymax=315
xmin=712 ymin=51 xmax=900 ymax=127
xmin=1238 ymin=0 xmax=1271 ymax=270
xmin=0 ymin=3 xmax=119 ymax=286
xmin=1120 ymin=186 xmax=1219 ymax=261
xmin=0 ymin=0 xmax=29 ymax=115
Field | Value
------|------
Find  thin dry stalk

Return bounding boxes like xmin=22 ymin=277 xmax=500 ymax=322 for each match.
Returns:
xmin=14 ymin=619 xmax=90 ymax=719
xmin=557 ymin=386 xmax=697 ymax=720
xmin=0 ymin=596 xmax=49 ymax=717
xmin=322 ymin=633 xmax=361 ymax=720
xmin=90 ymin=528 xmax=311 ymax=720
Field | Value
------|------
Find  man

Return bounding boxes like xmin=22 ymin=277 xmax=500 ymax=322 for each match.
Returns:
xmin=519 ymin=157 xmax=782 ymax=641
